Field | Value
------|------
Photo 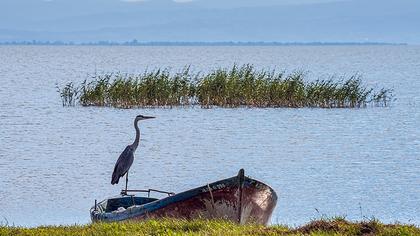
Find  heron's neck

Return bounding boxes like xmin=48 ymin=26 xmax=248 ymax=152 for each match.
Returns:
xmin=132 ymin=119 xmax=140 ymax=150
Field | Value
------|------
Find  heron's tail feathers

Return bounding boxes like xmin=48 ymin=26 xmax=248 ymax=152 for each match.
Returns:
xmin=111 ymin=172 xmax=120 ymax=185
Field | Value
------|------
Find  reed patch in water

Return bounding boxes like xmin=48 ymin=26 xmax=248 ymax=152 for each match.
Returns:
xmin=58 ymin=65 xmax=393 ymax=108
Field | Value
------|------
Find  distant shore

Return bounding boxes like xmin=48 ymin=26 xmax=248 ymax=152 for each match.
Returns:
xmin=0 ymin=41 xmax=407 ymax=46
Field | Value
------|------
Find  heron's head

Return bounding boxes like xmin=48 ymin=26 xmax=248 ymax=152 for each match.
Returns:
xmin=136 ymin=115 xmax=155 ymax=121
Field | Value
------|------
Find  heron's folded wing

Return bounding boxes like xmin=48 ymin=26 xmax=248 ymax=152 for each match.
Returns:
xmin=112 ymin=146 xmax=134 ymax=180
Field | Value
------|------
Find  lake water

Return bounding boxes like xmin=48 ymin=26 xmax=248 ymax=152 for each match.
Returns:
xmin=0 ymin=46 xmax=419 ymax=227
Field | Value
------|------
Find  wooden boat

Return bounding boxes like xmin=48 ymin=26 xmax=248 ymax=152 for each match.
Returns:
xmin=90 ymin=169 xmax=277 ymax=225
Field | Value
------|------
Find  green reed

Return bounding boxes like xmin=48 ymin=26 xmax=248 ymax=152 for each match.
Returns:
xmin=56 ymin=82 xmax=78 ymax=106
xmin=58 ymin=65 xmax=393 ymax=108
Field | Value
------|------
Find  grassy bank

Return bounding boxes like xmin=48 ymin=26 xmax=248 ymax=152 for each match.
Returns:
xmin=1 ymin=218 xmax=418 ymax=236
xmin=58 ymin=65 xmax=393 ymax=108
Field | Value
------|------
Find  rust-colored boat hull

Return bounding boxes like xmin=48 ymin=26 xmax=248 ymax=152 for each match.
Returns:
xmin=91 ymin=169 xmax=277 ymax=225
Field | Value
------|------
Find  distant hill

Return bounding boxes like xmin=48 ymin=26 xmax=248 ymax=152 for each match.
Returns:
xmin=0 ymin=0 xmax=419 ymax=44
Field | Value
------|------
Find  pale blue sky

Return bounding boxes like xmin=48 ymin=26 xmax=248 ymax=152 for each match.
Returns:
xmin=0 ymin=0 xmax=419 ymax=43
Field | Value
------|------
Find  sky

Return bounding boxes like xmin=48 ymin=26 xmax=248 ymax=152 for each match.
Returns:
xmin=0 ymin=0 xmax=419 ymax=43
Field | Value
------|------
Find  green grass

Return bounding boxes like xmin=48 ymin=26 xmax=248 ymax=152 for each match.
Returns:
xmin=1 ymin=218 xmax=418 ymax=236
xmin=58 ymin=65 xmax=393 ymax=108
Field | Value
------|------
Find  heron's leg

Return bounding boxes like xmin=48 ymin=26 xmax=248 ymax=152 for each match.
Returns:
xmin=125 ymin=171 xmax=129 ymax=193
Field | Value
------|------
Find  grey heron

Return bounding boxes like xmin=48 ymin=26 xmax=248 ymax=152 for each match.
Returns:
xmin=111 ymin=115 xmax=155 ymax=193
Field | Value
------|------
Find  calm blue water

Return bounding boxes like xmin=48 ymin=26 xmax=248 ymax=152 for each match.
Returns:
xmin=0 ymin=46 xmax=419 ymax=227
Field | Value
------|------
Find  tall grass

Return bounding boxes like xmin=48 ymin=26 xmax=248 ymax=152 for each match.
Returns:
xmin=58 ymin=65 xmax=393 ymax=108
xmin=1 ymin=218 xmax=418 ymax=236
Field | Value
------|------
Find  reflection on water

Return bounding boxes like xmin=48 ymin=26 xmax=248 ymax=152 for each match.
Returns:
xmin=0 ymin=46 xmax=419 ymax=227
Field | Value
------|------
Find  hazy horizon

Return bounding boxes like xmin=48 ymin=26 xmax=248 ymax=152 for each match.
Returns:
xmin=1 ymin=0 xmax=419 ymax=44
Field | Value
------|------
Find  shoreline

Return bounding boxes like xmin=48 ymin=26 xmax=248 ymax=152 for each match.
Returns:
xmin=1 ymin=218 xmax=419 ymax=235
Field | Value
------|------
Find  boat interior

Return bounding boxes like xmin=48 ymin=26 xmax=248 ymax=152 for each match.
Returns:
xmin=101 ymin=196 xmax=158 ymax=212
xmin=94 ymin=189 xmax=174 ymax=213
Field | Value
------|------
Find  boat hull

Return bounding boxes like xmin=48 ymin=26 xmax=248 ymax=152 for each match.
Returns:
xmin=91 ymin=170 xmax=277 ymax=225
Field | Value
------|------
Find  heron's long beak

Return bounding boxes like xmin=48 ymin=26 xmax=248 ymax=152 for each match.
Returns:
xmin=143 ymin=116 xmax=155 ymax=119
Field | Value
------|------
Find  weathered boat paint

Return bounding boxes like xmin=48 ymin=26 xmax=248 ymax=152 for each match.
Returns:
xmin=91 ymin=169 xmax=277 ymax=225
